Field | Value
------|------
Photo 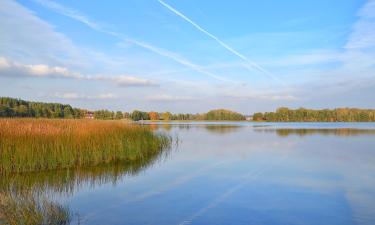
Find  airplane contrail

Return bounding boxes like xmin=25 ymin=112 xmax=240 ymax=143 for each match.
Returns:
xmin=33 ymin=0 xmax=231 ymax=82
xmin=128 ymin=40 xmax=234 ymax=83
xmin=158 ymin=0 xmax=285 ymax=85
xmin=177 ymin=153 xmax=289 ymax=225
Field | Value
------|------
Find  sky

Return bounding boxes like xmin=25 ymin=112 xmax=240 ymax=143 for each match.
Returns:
xmin=0 ymin=0 xmax=374 ymax=114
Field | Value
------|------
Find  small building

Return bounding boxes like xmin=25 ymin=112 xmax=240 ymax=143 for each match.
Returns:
xmin=245 ymin=115 xmax=253 ymax=121
xmin=85 ymin=111 xmax=94 ymax=119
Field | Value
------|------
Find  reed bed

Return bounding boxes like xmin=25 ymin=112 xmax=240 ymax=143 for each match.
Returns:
xmin=0 ymin=119 xmax=171 ymax=174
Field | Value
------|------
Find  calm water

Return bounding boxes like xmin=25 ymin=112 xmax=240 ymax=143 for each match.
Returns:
xmin=4 ymin=122 xmax=375 ymax=225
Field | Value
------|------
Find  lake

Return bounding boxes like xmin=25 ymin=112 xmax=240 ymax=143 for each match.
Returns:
xmin=3 ymin=122 xmax=375 ymax=225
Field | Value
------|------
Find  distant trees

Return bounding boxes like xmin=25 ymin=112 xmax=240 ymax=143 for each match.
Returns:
xmin=253 ymin=113 xmax=264 ymax=121
xmin=126 ymin=109 xmax=245 ymax=121
xmin=130 ymin=110 xmax=150 ymax=121
xmin=253 ymin=107 xmax=375 ymax=122
xmin=13 ymin=97 xmax=374 ymax=123
xmin=161 ymin=112 xmax=172 ymax=121
xmin=205 ymin=109 xmax=245 ymax=121
xmin=0 ymin=97 xmax=83 ymax=118
xmin=171 ymin=113 xmax=199 ymax=120
xmin=148 ymin=111 xmax=159 ymax=120
xmin=93 ymin=110 xmax=114 ymax=120
xmin=115 ymin=111 xmax=124 ymax=120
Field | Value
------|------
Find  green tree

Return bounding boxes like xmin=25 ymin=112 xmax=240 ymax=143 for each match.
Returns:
xmin=162 ymin=112 xmax=172 ymax=121
xmin=253 ymin=112 xmax=264 ymax=121
xmin=115 ymin=111 xmax=124 ymax=120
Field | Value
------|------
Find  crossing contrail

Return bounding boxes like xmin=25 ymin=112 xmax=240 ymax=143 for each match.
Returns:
xmin=177 ymin=153 xmax=289 ymax=225
xmin=158 ymin=0 xmax=285 ymax=85
xmin=33 ymin=0 xmax=232 ymax=82
xmin=128 ymin=40 xmax=235 ymax=83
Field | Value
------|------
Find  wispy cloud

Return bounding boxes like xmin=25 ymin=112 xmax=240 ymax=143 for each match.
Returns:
xmin=145 ymin=94 xmax=195 ymax=102
xmin=126 ymin=40 xmax=232 ymax=82
xmin=33 ymin=0 xmax=229 ymax=82
xmin=223 ymin=92 xmax=299 ymax=101
xmin=0 ymin=0 xmax=85 ymax=67
xmin=0 ymin=57 xmax=157 ymax=87
xmin=345 ymin=0 xmax=375 ymax=50
xmin=93 ymin=74 xmax=157 ymax=87
xmin=34 ymin=0 xmax=100 ymax=29
xmin=52 ymin=92 xmax=117 ymax=100
xmin=158 ymin=0 xmax=283 ymax=85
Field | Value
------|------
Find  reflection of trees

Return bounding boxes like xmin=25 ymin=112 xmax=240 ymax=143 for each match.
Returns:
xmin=255 ymin=128 xmax=375 ymax=137
xmin=145 ymin=123 xmax=244 ymax=135
xmin=204 ymin=125 xmax=243 ymax=134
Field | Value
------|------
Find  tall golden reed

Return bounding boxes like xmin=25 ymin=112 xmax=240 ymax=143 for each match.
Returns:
xmin=0 ymin=119 xmax=170 ymax=174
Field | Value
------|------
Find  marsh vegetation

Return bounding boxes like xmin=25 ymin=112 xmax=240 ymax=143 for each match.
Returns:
xmin=0 ymin=119 xmax=170 ymax=174
xmin=0 ymin=119 xmax=171 ymax=224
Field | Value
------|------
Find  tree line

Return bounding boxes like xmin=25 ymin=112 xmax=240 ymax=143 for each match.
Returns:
xmin=253 ymin=107 xmax=375 ymax=122
xmin=0 ymin=97 xmax=246 ymax=121
xmin=0 ymin=97 xmax=83 ymax=118
xmin=128 ymin=109 xmax=245 ymax=121
xmin=5 ymin=97 xmax=374 ymax=122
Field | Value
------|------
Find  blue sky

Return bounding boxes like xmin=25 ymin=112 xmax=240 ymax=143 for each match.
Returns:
xmin=0 ymin=0 xmax=374 ymax=113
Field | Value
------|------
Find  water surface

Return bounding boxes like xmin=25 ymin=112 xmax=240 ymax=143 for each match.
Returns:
xmin=3 ymin=122 xmax=375 ymax=225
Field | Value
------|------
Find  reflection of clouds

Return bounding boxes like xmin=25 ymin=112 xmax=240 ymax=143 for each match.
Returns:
xmin=171 ymin=126 xmax=295 ymax=161
xmin=129 ymin=161 xmax=228 ymax=202
xmin=175 ymin=140 xmax=293 ymax=161
xmin=345 ymin=190 xmax=375 ymax=225
xmin=263 ymin=135 xmax=375 ymax=225
xmin=10 ymin=122 xmax=373 ymax=224
xmin=163 ymin=123 xmax=375 ymax=224
xmin=178 ymin=152 xmax=289 ymax=225
xmin=255 ymin=128 xmax=375 ymax=137
xmin=83 ymin=160 xmax=231 ymax=221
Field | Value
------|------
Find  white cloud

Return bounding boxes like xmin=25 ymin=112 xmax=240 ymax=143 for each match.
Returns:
xmin=52 ymin=92 xmax=117 ymax=100
xmin=93 ymin=74 xmax=158 ymax=87
xmin=0 ymin=57 xmax=83 ymax=78
xmin=0 ymin=57 xmax=11 ymax=69
xmin=0 ymin=57 xmax=156 ymax=87
xmin=223 ymin=92 xmax=299 ymax=101
xmin=0 ymin=0 xmax=167 ymax=77
xmin=145 ymin=94 xmax=195 ymax=102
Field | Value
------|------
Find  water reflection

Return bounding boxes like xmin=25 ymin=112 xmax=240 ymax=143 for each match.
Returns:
xmin=255 ymin=128 xmax=375 ymax=137
xmin=204 ymin=125 xmax=244 ymax=134
xmin=1 ymin=146 xmax=171 ymax=195
xmin=3 ymin=122 xmax=375 ymax=225
xmin=0 ymin=143 xmax=171 ymax=224
xmin=146 ymin=123 xmax=244 ymax=135
xmin=0 ymin=191 xmax=71 ymax=225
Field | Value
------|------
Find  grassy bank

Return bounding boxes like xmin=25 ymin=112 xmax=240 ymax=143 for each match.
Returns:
xmin=0 ymin=119 xmax=171 ymax=174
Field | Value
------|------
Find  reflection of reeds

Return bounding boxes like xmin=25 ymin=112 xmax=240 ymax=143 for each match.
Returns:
xmin=0 ymin=191 xmax=70 ymax=225
xmin=0 ymin=119 xmax=171 ymax=174
xmin=0 ymin=150 xmax=171 ymax=195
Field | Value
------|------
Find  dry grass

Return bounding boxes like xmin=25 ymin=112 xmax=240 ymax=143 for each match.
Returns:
xmin=0 ymin=119 xmax=171 ymax=174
